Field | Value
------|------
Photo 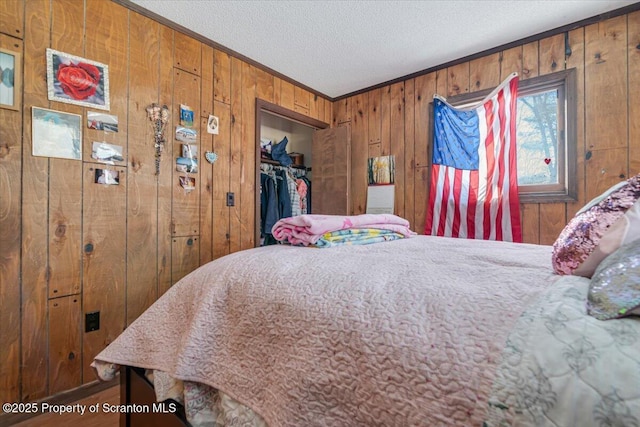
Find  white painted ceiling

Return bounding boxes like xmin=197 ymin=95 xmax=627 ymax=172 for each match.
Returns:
xmin=130 ymin=0 xmax=636 ymax=99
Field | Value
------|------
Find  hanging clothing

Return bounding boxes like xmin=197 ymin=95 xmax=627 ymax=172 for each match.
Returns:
xmin=260 ymin=173 xmax=279 ymax=236
xmin=301 ymin=176 xmax=312 ymax=214
xmin=296 ymin=179 xmax=308 ymax=214
xmin=286 ymin=172 xmax=302 ymax=217
xmin=276 ymin=169 xmax=292 ymax=220
xmin=260 ymin=163 xmax=312 ymax=245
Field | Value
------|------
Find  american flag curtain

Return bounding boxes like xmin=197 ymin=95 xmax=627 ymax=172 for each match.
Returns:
xmin=425 ymin=73 xmax=522 ymax=242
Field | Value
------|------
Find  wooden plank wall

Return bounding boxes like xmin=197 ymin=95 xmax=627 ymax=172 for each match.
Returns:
xmin=339 ymin=12 xmax=640 ymax=244
xmin=0 ymin=16 xmax=24 ymax=406
xmin=0 ymin=0 xmax=331 ymax=405
xmin=1 ymin=0 xmax=637 ymax=408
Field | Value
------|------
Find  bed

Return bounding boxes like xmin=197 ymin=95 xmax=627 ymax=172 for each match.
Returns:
xmin=92 ymin=234 xmax=640 ymax=427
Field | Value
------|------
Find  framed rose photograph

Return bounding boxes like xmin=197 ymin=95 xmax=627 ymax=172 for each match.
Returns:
xmin=46 ymin=48 xmax=110 ymax=110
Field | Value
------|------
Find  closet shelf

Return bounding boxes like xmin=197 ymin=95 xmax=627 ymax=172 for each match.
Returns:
xmin=260 ymin=158 xmax=311 ymax=171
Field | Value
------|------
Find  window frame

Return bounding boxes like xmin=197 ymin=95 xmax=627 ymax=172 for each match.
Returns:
xmin=443 ymin=68 xmax=577 ymax=203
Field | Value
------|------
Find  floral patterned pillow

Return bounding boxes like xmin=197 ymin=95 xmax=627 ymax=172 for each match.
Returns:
xmin=552 ymin=173 xmax=640 ymax=277
xmin=587 ymin=238 xmax=640 ymax=320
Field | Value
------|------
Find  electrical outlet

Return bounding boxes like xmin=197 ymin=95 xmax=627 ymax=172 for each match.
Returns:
xmin=85 ymin=311 xmax=100 ymax=333
xmin=227 ymin=192 xmax=235 ymax=206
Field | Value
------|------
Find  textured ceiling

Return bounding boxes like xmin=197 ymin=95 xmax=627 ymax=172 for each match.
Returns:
xmin=129 ymin=0 xmax=636 ymax=98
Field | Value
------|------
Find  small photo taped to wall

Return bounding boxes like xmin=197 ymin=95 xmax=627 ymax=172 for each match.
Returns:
xmin=87 ymin=111 xmax=118 ymax=132
xmin=175 ymin=126 xmax=197 ymax=143
xmin=94 ymin=168 xmax=119 ymax=185
xmin=182 ymin=144 xmax=198 ymax=159
xmin=179 ymin=175 xmax=196 ymax=192
xmin=176 ymin=157 xmax=198 ymax=173
xmin=179 ymin=104 xmax=194 ymax=127
xmin=91 ymin=141 xmax=123 ymax=163
xmin=207 ymin=114 xmax=219 ymax=134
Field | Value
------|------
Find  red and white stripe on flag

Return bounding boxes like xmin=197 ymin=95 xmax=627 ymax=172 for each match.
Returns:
xmin=425 ymin=73 xmax=522 ymax=242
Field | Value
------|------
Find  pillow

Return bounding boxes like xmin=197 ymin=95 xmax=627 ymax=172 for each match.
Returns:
xmin=552 ymin=173 xmax=640 ymax=277
xmin=271 ymin=136 xmax=292 ymax=166
xmin=587 ymin=238 xmax=640 ymax=320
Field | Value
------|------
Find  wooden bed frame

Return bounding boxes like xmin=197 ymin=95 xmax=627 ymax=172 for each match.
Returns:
xmin=120 ymin=366 xmax=190 ymax=427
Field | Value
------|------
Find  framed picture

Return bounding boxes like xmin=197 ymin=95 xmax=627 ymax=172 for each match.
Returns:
xmin=32 ymin=107 xmax=82 ymax=160
xmin=367 ymin=155 xmax=396 ymax=185
xmin=0 ymin=48 xmax=21 ymax=111
xmin=46 ymin=48 xmax=110 ymax=110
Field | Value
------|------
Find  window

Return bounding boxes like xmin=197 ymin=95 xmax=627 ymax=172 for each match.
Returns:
xmin=445 ymin=69 xmax=577 ymax=203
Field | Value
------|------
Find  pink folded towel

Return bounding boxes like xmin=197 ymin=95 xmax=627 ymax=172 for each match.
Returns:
xmin=272 ymin=214 xmax=415 ymax=246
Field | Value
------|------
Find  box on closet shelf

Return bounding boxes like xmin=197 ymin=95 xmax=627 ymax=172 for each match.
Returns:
xmin=289 ymin=153 xmax=304 ymax=166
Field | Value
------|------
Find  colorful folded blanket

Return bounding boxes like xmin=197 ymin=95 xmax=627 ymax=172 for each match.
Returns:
xmin=314 ymin=228 xmax=405 ymax=248
xmin=271 ymin=213 xmax=415 ymax=246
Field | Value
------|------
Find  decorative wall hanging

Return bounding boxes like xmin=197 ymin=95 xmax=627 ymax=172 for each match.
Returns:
xmin=205 ymin=151 xmax=218 ymax=164
xmin=207 ymin=115 xmax=219 ymax=134
xmin=367 ymin=155 xmax=396 ymax=185
xmin=0 ymin=47 xmax=21 ymax=111
xmin=366 ymin=155 xmax=395 ymax=215
xmin=146 ymin=103 xmax=170 ymax=175
xmin=46 ymin=48 xmax=110 ymax=110
xmin=32 ymin=106 xmax=82 ymax=160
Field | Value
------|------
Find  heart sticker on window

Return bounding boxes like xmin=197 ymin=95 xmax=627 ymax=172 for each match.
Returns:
xmin=544 ymin=158 xmax=551 ymax=165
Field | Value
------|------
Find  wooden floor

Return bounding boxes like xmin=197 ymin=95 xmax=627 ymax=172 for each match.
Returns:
xmin=11 ymin=386 xmax=120 ymax=427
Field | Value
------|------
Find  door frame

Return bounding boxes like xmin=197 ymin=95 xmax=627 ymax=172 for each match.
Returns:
xmin=254 ymin=98 xmax=330 ymax=246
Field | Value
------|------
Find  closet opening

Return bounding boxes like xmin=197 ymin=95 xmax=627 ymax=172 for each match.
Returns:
xmin=254 ymin=99 xmax=332 ymax=247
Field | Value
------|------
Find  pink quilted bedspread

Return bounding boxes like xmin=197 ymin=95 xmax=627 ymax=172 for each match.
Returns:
xmin=93 ymin=236 xmax=555 ymax=426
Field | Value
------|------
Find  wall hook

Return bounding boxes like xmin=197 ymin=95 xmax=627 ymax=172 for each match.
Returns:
xmin=565 ymin=32 xmax=572 ymax=57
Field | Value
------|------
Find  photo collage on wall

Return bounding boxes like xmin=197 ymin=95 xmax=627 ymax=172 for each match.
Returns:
xmin=34 ymin=48 xmax=219 ymax=190
xmin=88 ymin=111 xmax=121 ymax=169
xmin=33 ymin=48 xmax=124 ymax=186
xmin=177 ymin=104 xmax=197 ymax=192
